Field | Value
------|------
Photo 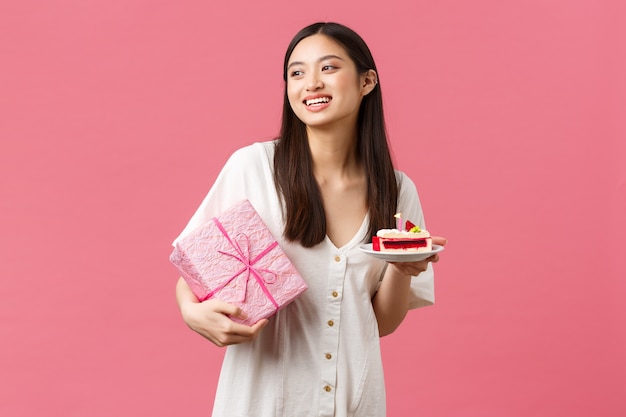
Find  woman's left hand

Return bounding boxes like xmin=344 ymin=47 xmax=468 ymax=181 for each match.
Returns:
xmin=388 ymin=236 xmax=447 ymax=276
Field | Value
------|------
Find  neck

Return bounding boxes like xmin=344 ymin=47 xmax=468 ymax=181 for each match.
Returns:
xmin=306 ymin=125 xmax=360 ymax=180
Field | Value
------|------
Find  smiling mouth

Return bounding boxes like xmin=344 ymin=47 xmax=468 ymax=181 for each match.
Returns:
xmin=305 ymin=97 xmax=331 ymax=106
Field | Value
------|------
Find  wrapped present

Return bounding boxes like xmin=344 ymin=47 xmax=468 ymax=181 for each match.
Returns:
xmin=170 ymin=199 xmax=307 ymax=326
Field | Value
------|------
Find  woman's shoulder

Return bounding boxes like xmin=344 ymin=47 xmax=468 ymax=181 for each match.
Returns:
xmin=228 ymin=141 xmax=275 ymax=166
xmin=225 ymin=141 xmax=275 ymax=159
xmin=394 ymin=169 xmax=424 ymax=207
xmin=394 ymin=169 xmax=417 ymax=192
xmin=393 ymin=170 xmax=427 ymax=228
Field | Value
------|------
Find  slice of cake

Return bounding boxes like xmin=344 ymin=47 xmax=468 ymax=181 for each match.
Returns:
xmin=372 ymin=220 xmax=432 ymax=252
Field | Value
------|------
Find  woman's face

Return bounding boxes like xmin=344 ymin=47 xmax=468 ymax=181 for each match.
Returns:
xmin=286 ymin=34 xmax=374 ymax=130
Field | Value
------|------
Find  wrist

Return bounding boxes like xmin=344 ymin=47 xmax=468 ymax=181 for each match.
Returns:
xmin=386 ymin=263 xmax=413 ymax=280
xmin=179 ymin=298 xmax=200 ymax=324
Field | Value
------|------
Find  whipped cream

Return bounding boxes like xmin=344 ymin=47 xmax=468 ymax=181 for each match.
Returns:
xmin=376 ymin=228 xmax=430 ymax=238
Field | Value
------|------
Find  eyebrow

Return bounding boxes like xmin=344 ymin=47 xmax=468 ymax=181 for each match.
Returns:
xmin=287 ymin=54 xmax=345 ymax=70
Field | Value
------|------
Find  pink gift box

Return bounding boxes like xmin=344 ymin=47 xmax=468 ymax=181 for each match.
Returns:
xmin=170 ymin=199 xmax=307 ymax=326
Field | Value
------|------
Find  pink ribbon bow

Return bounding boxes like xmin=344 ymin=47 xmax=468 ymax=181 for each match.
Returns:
xmin=201 ymin=218 xmax=280 ymax=311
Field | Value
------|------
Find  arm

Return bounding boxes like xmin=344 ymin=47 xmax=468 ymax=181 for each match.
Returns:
xmin=372 ymin=236 xmax=446 ymax=336
xmin=371 ymin=266 xmax=413 ymax=336
xmin=176 ymin=277 xmax=268 ymax=347
xmin=172 ymin=145 xmax=272 ymax=346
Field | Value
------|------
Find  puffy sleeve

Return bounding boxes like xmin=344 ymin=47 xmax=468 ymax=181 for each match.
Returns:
xmin=396 ymin=171 xmax=436 ymax=309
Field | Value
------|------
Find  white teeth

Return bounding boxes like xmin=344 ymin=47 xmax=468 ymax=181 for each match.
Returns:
xmin=305 ymin=97 xmax=330 ymax=106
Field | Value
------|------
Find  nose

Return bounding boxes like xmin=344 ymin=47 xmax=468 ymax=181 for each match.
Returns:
xmin=306 ymin=74 xmax=324 ymax=91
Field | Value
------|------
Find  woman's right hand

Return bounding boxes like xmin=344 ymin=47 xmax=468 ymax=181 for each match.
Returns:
xmin=176 ymin=277 xmax=269 ymax=347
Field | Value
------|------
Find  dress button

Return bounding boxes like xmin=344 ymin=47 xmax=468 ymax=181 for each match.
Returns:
xmin=325 ymin=353 xmax=332 ymax=360
xmin=331 ymin=291 xmax=338 ymax=298
xmin=334 ymin=255 xmax=341 ymax=262
xmin=324 ymin=385 xmax=332 ymax=392
xmin=327 ymin=320 xmax=334 ymax=327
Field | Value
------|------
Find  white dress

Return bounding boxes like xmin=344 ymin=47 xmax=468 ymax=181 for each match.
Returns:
xmin=173 ymin=141 xmax=435 ymax=417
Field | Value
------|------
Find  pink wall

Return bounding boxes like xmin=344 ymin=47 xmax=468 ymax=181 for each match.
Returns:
xmin=1 ymin=1 xmax=624 ymax=416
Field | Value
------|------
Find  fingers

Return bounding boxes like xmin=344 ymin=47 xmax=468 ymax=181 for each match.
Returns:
xmin=183 ymin=299 xmax=269 ymax=347
xmin=250 ymin=319 xmax=269 ymax=335
xmin=428 ymin=254 xmax=440 ymax=263
xmin=389 ymin=254 xmax=440 ymax=276
xmin=210 ymin=317 xmax=269 ymax=347
xmin=431 ymin=236 xmax=448 ymax=246
xmin=390 ymin=261 xmax=428 ymax=276
xmin=209 ymin=299 xmax=246 ymax=318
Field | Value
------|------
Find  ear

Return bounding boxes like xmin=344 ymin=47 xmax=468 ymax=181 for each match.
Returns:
xmin=360 ymin=69 xmax=378 ymax=97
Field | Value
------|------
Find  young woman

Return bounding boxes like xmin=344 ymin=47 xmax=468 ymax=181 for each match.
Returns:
xmin=174 ymin=22 xmax=446 ymax=417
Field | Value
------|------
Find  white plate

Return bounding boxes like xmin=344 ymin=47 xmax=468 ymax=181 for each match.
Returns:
xmin=359 ymin=244 xmax=444 ymax=262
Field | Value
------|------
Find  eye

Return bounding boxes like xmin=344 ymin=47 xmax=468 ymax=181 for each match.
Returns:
xmin=290 ymin=70 xmax=304 ymax=78
xmin=321 ymin=65 xmax=336 ymax=71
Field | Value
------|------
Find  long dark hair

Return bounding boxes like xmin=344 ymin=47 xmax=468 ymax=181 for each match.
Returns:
xmin=274 ymin=22 xmax=398 ymax=247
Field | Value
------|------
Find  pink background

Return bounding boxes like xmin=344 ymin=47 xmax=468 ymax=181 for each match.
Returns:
xmin=1 ymin=1 xmax=624 ymax=416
